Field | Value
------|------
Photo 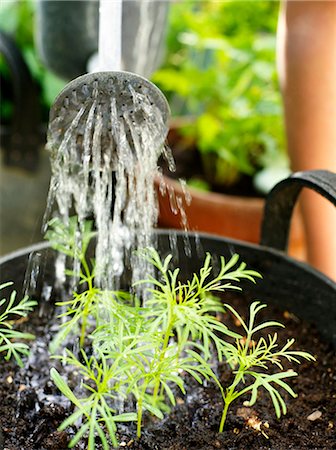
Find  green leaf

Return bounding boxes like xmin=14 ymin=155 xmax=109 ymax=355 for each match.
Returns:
xmin=161 ymin=381 xmax=176 ymax=406
xmin=50 ymin=368 xmax=83 ymax=410
xmin=68 ymin=421 xmax=90 ymax=447
xmin=113 ymin=412 xmax=138 ymax=422
xmin=99 ymin=404 xmax=118 ymax=448
xmin=143 ymin=402 xmax=164 ymax=419
xmin=224 ymin=303 xmax=248 ymax=333
xmin=60 ymin=408 xmax=87 ymax=433
xmin=252 ymin=321 xmax=284 ymax=334
xmin=88 ymin=405 xmax=98 ymax=450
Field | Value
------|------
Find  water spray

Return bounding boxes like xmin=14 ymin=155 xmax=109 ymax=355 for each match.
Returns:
xmin=45 ymin=0 xmax=171 ymax=288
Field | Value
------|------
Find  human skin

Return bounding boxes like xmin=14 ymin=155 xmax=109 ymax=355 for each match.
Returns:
xmin=277 ymin=0 xmax=336 ymax=281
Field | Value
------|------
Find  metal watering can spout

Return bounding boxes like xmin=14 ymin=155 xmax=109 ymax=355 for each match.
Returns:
xmin=43 ymin=0 xmax=170 ymax=157
xmin=47 ymin=70 xmax=170 ymax=157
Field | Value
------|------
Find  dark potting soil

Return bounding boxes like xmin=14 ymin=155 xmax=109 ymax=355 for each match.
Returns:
xmin=1 ymin=294 xmax=335 ymax=450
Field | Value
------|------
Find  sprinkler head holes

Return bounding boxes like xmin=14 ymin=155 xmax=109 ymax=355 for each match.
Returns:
xmin=48 ymin=71 xmax=170 ymax=156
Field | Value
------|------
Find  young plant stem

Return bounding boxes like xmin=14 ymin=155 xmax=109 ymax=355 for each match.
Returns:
xmin=136 ymin=397 xmax=143 ymax=438
xmin=152 ymin=305 xmax=174 ymax=403
xmin=219 ymin=370 xmax=244 ymax=432
xmin=137 ymin=382 xmax=149 ymax=438
xmin=79 ymin=256 xmax=94 ymax=347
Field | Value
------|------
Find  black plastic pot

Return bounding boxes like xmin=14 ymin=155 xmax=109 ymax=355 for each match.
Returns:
xmin=0 ymin=170 xmax=335 ymax=347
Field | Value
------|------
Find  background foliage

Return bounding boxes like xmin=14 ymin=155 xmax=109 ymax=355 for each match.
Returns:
xmin=0 ymin=0 xmax=287 ymax=191
xmin=153 ymin=0 xmax=288 ymax=190
xmin=0 ymin=0 xmax=65 ymax=122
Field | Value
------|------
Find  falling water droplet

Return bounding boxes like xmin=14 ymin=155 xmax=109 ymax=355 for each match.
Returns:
xmin=23 ymin=252 xmax=42 ymax=297
xmin=168 ymin=185 xmax=179 ymax=215
xmin=179 ymin=178 xmax=192 ymax=206
xmin=195 ymin=234 xmax=204 ymax=260
xmin=162 ymin=144 xmax=176 ymax=173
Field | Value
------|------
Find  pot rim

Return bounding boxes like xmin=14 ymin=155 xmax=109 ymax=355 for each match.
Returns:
xmin=0 ymin=229 xmax=334 ymax=288
xmin=1 ymin=229 xmax=335 ymax=346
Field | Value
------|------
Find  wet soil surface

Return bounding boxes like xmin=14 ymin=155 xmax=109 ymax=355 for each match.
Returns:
xmin=1 ymin=294 xmax=335 ymax=450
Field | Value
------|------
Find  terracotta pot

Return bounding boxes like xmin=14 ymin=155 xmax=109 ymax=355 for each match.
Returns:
xmin=156 ymin=175 xmax=307 ymax=261
xmin=157 ymin=117 xmax=307 ymax=261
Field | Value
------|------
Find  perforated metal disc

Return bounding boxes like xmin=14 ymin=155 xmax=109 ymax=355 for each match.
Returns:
xmin=48 ymin=71 xmax=170 ymax=152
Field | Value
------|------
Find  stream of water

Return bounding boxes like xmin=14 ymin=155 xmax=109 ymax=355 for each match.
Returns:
xmin=44 ymin=78 xmax=169 ymax=289
xmin=36 ymin=0 xmax=192 ymax=292
xmin=38 ymin=0 xmax=170 ymax=289
xmin=98 ymin=0 xmax=122 ymax=71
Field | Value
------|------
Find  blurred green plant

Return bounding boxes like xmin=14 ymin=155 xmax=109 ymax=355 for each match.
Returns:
xmin=0 ymin=0 xmax=66 ymax=122
xmin=152 ymin=0 xmax=289 ymax=192
xmin=0 ymin=282 xmax=36 ymax=367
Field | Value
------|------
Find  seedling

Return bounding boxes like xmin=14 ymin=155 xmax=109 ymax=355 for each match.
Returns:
xmin=135 ymin=248 xmax=261 ymax=361
xmin=51 ymin=350 xmax=137 ymax=450
xmin=46 ymin=220 xmax=314 ymax=448
xmin=132 ymin=248 xmax=261 ymax=416
xmin=0 ymin=282 xmax=36 ymax=367
xmin=218 ymin=301 xmax=315 ymax=431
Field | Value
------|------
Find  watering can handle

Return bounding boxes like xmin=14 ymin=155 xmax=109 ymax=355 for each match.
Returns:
xmin=260 ymin=170 xmax=336 ymax=252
